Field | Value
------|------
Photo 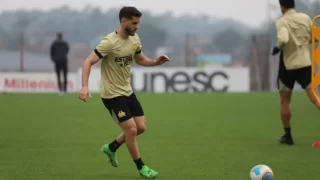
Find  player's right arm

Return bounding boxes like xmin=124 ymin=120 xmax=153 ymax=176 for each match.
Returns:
xmin=275 ymin=19 xmax=289 ymax=49
xmin=270 ymin=19 xmax=289 ymax=56
xmin=78 ymin=37 xmax=112 ymax=102
xmin=81 ymin=52 xmax=101 ymax=87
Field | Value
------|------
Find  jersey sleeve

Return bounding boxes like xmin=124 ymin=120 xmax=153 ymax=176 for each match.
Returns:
xmin=94 ymin=37 xmax=112 ymax=59
xmin=135 ymin=35 xmax=142 ymax=55
xmin=275 ymin=19 xmax=289 ymax=49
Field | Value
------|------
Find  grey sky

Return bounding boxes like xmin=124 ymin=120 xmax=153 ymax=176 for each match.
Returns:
xmin=0 ymin=0 xmax=281 ymax=27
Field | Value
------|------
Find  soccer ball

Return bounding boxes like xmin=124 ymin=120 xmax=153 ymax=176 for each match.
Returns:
xmin=249 ymin=164 xmax=273 ymax=180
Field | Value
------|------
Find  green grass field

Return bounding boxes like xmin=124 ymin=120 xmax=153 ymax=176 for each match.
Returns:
xmin=1 ymin=92 xmax=320 ymax=180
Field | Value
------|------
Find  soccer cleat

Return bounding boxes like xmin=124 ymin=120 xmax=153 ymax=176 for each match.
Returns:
xmin=312 ymin=141 xmax=320 ymax=147
xmin=279 ymin=134 xmax=294 ymax=145
xmin=101 ymin=144 xmax=118 ymax=167
xmin=139 ymin=165 xmax=158 ymax=179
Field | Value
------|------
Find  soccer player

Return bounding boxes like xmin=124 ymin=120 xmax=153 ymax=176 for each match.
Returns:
xmin=270 ymin=0 xmax=320 ymax=145
xmin=78 ymin=6 xmax=169 ymax=178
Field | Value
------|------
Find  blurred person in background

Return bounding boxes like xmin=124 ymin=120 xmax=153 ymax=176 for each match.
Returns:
xmin=50 ymin=32 xmax=69 ymax=94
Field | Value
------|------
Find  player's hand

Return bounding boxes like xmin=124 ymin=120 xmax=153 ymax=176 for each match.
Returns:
xmin=270 ymin=48 xmax=275 ymax=55
xmin=270 ymin=47 xmax=280 ymax=56
xmin=155 ymin=55 xmax=170 ymax=65
xmin=78 ymin=86 xmax=92 ymax=102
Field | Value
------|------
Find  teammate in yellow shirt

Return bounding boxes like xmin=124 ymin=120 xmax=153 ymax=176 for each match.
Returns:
xmin=270 ymin=0 xmax=320 ymax=145
xmin=78 ymin=6 xmax=169 ymax=179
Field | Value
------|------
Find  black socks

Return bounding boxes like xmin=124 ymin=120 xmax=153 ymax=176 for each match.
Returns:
xmin=108 ymin=139 xmax=121 ymax=152
xmin=108 ymin=139 xmax=145 ymax=170
xmin=134 ymin=157 xmax=145 ymax=170
xmin=284 ymin=127 xmax=291 ymax=137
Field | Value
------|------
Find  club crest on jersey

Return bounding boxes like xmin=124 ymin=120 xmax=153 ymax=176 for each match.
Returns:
xmin=131 ymin=44 xmax=138 ymax=51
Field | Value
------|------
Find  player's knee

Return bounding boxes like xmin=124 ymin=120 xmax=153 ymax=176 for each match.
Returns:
xmin=124 ymin=126 xmax=138 ymax=137
xmin=133 ymin=116 xmax=146 ymax=135
xmin=120 ymin=118 xmax=138 ymax=137
xmin=137 ymin=125 xmax=146 ymax=135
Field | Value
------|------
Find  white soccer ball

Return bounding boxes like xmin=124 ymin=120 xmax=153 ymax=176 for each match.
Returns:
xmin=249 ymin=164 xmax=273 ymax=180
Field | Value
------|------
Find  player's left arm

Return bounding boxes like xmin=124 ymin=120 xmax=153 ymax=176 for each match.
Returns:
xmin=134 ymin=35 xmax=169 ymax=66
xmin=133 ymin=36 xmax=157 ymax=66
xmin=135 ymin=52 xmax=170 ymax=66
xmin=134 ymin=52 xmax=157 ymax=66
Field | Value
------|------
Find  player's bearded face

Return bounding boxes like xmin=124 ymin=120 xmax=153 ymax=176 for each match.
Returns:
xmin=124 ymin=17 xmax=140 ymax=36
xmin=125 ymin=23 xmax=135 ymax=36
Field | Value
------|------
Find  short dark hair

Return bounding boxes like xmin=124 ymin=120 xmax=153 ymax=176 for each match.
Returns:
xmin=279 ymin=0 xmax=295 ymax=8
xmin=119 ymin=6 xmax=142 ymax=22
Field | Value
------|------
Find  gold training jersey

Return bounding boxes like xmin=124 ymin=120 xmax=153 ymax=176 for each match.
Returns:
xmin=94 ymin=31 xmax=142 ymax=99
xmin=275 ymin=9 xmax=312 ymax=70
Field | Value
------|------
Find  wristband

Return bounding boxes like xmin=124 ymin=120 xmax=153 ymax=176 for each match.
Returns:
xmin=272 ymin=46 xmax=280 ymax=55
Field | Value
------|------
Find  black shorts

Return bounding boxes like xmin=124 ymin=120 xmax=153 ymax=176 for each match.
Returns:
xmin=101 ymin=93 xmax=144 ymax=123
xmin=277 ymin=51 xmax=311 ymax=91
